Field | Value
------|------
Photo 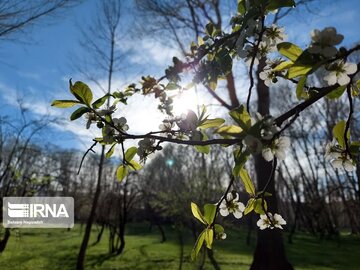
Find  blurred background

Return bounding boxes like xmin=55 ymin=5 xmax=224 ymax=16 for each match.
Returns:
xmin=0 ymin=0 xmax=360 ymax=269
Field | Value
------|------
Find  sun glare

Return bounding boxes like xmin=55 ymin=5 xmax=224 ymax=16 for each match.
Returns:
xmin=172 ymin=90 xmax=199 ymax=116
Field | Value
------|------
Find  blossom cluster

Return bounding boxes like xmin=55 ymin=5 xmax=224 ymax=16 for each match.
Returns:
xmin=237 ymin=23 xmax=286 ymax=66
xmin=219 ymin=191 xmax=286 ymax=231
xmin=325 ymin=140 xmax=356 ymax=172
xmin=244 ymin=113 xmax=291 ymax=161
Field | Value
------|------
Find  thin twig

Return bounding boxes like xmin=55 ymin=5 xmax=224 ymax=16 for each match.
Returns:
xmin=77 ymin=140 xmax=98 ymax=174
xmin=246 ymin=16 xmax=266 ymax=113
xmin=344 ymin=85 xmax=353 ymax=157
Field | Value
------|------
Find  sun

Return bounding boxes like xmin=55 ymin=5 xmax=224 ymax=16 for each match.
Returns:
xmin=172 ymin=90 xmax=199 ymax=116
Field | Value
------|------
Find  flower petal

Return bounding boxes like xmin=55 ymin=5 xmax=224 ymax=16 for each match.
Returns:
xmin=337 ymin=73 xmax=350 ymax=85
xmin=262 ymin=148 xmax=274 ymax=161
xmin=344 ymin=62 xmax=357 ymax=74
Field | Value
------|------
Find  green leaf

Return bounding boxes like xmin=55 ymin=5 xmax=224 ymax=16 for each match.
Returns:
xmin=191 ymin=202 xmax=206 ymax=225
xmin=72 ymin=81 xmax=93 ymax=106
xmin=214 ymin=224 xmax=224 ymax=235
xmin=195 ymin=132 xmax=210 ymax=154
xmin=191 ymin=230 xmax=206 ymax=260
xmin=267 ymin=0 xmax=296 ymax=11
xmin=70 ymin=107 xmax=91 ymax=121
xmin=92 ymin=94 xmax=110 ymax=109
xmin=239 ymin=168 xmax=256 ymax=196
xmin=165 ymin=82 xmax=180 ymax=90
xmin=232 ymin=150 xmax=248 ymax=176
xmin=327 ymin=85 xmax=347 ymax=99
xmin=215 ymin=125 xmax=243 ymax=137
xmin=106 ymin=143 xmax=116 ymax=158
xmin=229 ymin=105 xmax=252 ymax=130
xmin=296 ymin=76 xmax=307 ymax=100
xmin=203 ymin=204 xmax=217 ymax=225
xmin=238 ymin=0 xmax=246 ymax=14
xmin=198 ymin=118 xmax=225 ymax=129
xmin=208 ymin=79 xmax=217 ymax=91
xmin=254 ymin=198 xmax=267 ymax=214
xmin=350 ymin=141 xmax=360 ymax=155
xmin=333 ymin=120 xmax=349 ymax=148
xmin=277 ymin=42 xmax=303 ymax=62
xmin=204 ymin=228 xmax=214 ymax=249
xmin=128 ymin=160 xmax=142 ymax=171
xmin=116 ymin=165 xmax=128 ymax=182
xmin=125 ymin=147 xmax=137 ymax=161
xmin=287 ymin=64 xmax=312 ymax=79
xmin=51 ymin=100 xmax=81 ymax=108
xmin=273 ymin=61 xmax=293 ymax=72
xmin=244 ymin=198 xmax=255 ymax=215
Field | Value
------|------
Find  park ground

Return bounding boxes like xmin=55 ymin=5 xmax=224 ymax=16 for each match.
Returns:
xmin=0 ymin=224 xmax=359 ymax=270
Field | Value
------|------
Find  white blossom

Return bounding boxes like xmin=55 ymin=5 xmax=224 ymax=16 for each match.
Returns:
xmin=257 ymin=213 xmax=286 ymax=230
xmin=97 ymin=105 xmax=116 ymax=116
xmin=113 ymin=117 xmax=129 ymax=132
xmin=219 ymin=192 xmax=245 ymax=219
xmin=137 ymin=138 xmax=156 ymax=160
xmin=244 ymin=135 xmax=262 ymax=154
xmin=264 ymin=24 xmax=287 ymax=45
xmin=85 ymin=112 xmax=97 ymax=129
xmin=324 ymin=61 xmax=357 ymax=86
xmin=325 ymin=141 xmax=357 ymax=172
xmin=262 ymin=136 xmax=290 ymax=161
xmin=259 ymin=68 xmax=277 ymax=86
xmin=309 ymin=27 xmax=343 ymax=57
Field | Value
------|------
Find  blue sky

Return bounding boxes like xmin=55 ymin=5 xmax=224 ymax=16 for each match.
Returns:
xmin=0 ymin=0 xmax=359 ymax=152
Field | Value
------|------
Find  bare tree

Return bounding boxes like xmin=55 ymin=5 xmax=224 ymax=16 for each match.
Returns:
xmin=72 ymin=1 xmax=128 ymax=269
xmin=0 ymin=0 xmax=80 ymax=41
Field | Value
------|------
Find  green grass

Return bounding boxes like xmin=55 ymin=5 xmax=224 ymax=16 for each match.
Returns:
xmin=0 ymin=224 xmax=359 ymax=270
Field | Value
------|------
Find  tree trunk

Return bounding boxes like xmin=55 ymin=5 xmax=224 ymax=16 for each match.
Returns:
xmin=250 ymin=58 xmax=293 ymax=270
xmin=0 ymin=228 xmax=10 ymax=252
xmin=76 ymin=146 xmax=105 ymax=270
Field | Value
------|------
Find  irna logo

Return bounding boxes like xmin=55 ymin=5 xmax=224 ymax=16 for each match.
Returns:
xmin=3 ymin=197 xmax=74 ymax=228
xmin=7 ymin=202 xmax=69 ymax=218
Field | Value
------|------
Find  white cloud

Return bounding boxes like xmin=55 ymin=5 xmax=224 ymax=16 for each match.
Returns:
xmin=119 ymin=38 xmax=181 ymax=67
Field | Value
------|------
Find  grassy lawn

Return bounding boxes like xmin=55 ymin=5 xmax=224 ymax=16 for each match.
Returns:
xmin=0 ymin=223 xmax=359 ymax=270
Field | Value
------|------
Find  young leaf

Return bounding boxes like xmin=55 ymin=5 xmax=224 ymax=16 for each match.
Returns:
xmin=267 ymin=0 xmax=295 ymax=10
xmin=214 ymin=224 xmax=224 ymax=234
xmin=333 ymin=120 xmax=349 ymax=148
xmin=106 ymin=143 xmax=116 ymax=158
xmin=237 ymin=0 xmax=246 ymax=14
xmin=239 ymin=168 xmax=256 ymax=196
xmin=191 ymin=230 xmax=206 ymax=261
xmin=287 ymin=64 xmax=312 ymax=79
xmin=51 ymin=100 xmax=81 ymax=108
xmin=232 ymin=150 xmax=248 ymax=177
xmin=125 ymin=147 xmax=138 ymax=161
xmin=327 ymin=85 xmax=347 ymax=99
xmin=70 ymin=107 xmax=91 ymax=121
xmin=191 ymin=202 xmax=206 ymax=225
xmin=244 ymin=198 xmax=255 ymax=215
xmin=92 ymin=94 xmax=110 ymax=109
xmin=198 ymin=118 xmax=225 ymax=130
xmin=277 ymin=42 xmax=303 ymax=62
xmin=215 ymin=125 xmax=243 ymax=137
xmin=72 ymin=81 xmax=93 ymax=106
xmin=296 ymin=76 xmax=307 ymax=100
xmin=254 ymin=198 xmax=267 ymax=214
xmin=195 ymin=131 xmax=210 ymax=154
xmin=229 ymin=105 xmax=252 ymax=130
xmin=128 ymin=160 xmax=142 ymax=171
xmin=116 ymin=165 xmax=128 ymax=182
xmin=204 ymin=228 xmax=214 ymax=249
xmin=273 ymin=60 xmax=293 ymax=72
xmin=203 ymin=204 xmax=217 ymax=225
